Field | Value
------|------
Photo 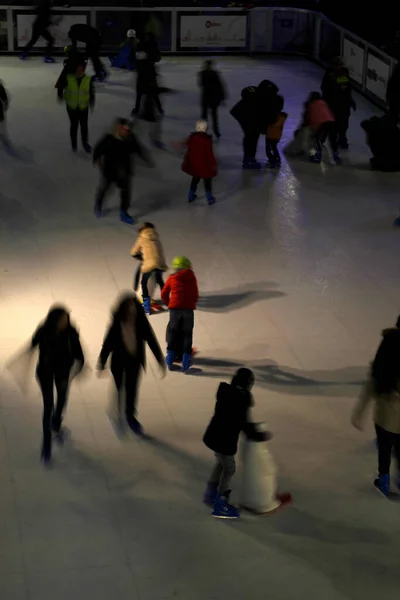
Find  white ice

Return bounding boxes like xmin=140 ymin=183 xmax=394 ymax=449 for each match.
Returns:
xmin=0 ymin=56 xmax=400 ymax=600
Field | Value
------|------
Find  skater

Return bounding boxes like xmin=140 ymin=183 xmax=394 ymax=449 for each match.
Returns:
xmin=31 ymin=306 xmax=85 ymax=464
xmin=68 ymin=23 xmax=107 ymax=82
xmin=130 ymin=222 xmax=168 ymax=315
xmin=97 ymin=292 xmax=166 ymax=436
xmin=133 ymin=32 xmax=163 ymax=116
xmin=20 ymin=0 xmax=55 ymax=63
xmin=321 ymin=57 xmax=356 ymax=149
xmin=304 ymin=92 xmax=341 ymax=165
xmin=265 ymin=98 xmax=287 ymax=167
xmin=198 ymin=60 xmax=226 ymax=139
xmin=110 ymin=29 xmax=137 ymax=71
xmin=57 ymin=60 xmax=95 ymax=154
xmin=361 ymin=114 xmax=400 ymax=172
xmin=93 ymin=118 xmax=152 ymax=225
xmin=55 ymin=45 xmax=86 ymax=89
xmin=203 ymin=368 xmax=263 ymax=519
xmin=161 ymin=256 xmax=199 ymax=373
xmin=352 ymin=326 xmax=400 ymax=497
xmin=182 ymin=120 xmax=217 ymax=205
xmin=0 ymin=79 xmax=11 ymax=149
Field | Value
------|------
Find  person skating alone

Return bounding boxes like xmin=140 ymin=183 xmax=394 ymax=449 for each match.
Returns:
xmin=68 ymin=23 xmax=107 ymax=82
xmin=31 ymin=306 xmax=85 ymax=464
xmin=321 ymin=57 xmax=356 ymax=149
xmin=130 ymin=222 xmax=168 ymax=315
xmin=161 ymin=256 xmax=199 ymax=373
xmin=93 ymin=118 xmax=153 ymax=225
xmin=305 ymin=92 xmax=341 ymax=165
xmin=20 ymin=0 xmax=55 ymax=63
xmin=58 ymin=60 xmax=94 ymax=154
xmin=97 ymin=292 xmax=166 ymax=436
xmin=198 ymin=60 xmax=226 ymax=139
xmin=352 ymin=324 xmax=400 ymax=497
xmin=181 ymin=120 xmax=217 ymax=205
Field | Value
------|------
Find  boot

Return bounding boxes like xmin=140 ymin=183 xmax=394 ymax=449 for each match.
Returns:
xmin=212 ymin=494 xmax=240 ymax=519
xmin=166 ymin=350 xmax=176 ymax=371
xmin=332 ymin=151 xmax=342 ymax=165
xmin=44 ymin=56 xmax=56 ymax=64
xmin=83 ymin=142 xmax=92 ymax=154
xmin=242 ymin=157 xmax=262 ymax=170
xmin=120 ymin=210 xmax=134 ymax=225
xmin=206 ymin=191 xmax=216 ymax=206
xmin=374 ymin=474 xmax=390 ymax=497
xmin=127 ymin=415 xmax=143 ymax=436
xmin=188 ymin=189 xmax=197 ymax=203
xmin=203 ymin=483 xmax=218 ymax=506
xmin=181 ymin=353 xmax=191 ymax=373
xmin=143 ymin=297 xmax=151 ymax=315
xmin=19 ymin=50 xmax=28 ymax=60
xmin=41 ymin=436 xmax=52 ymax=465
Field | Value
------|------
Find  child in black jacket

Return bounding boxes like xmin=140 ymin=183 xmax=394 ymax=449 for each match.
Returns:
xmin=203 ymin=368 xmax=266 ymax=519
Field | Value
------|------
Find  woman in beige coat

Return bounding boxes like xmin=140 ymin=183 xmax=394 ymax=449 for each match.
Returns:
xmin=352 ymin=327 xmax=400 ymax=497
xmin=130 ymin=222 xmax=167 ymax=315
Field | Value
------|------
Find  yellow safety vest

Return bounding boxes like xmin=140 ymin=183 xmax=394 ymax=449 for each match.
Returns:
xmin=64 ymin=75 xmax=91 ymax=110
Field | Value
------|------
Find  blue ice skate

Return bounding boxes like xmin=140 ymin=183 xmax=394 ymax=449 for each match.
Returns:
xmin=206 ymin=191 xmax=216 ymax=206
xmin=374 ymin=474 xmax=390 ymax=497
xmin=120 ymin=210 xmax=134 ymax=225
xmin=181 ymin=353 xmax=191 ymax=373
xmin=143 ymin=297 xmax=151 ymax=316
xmin=188 ymin=189 xmax=197 ymax=203
xmin=212 ymin=495 xmax=240 ymax=519
xmin=166 ymin=350 xmax=176 ymax=371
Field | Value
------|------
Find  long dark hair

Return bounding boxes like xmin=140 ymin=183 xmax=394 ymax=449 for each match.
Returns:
xmin=371 ymin=329 xmax=400 ymax=395
xmin=231 ymin=368 xmax=255 ymax=391
xmin=43 ymin=305 xmax=70 ymax=336
xmin=113 ymin=292 xmax=137 ymax=324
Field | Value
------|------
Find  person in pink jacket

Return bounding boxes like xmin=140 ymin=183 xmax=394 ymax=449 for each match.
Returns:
xmin=305 ymin=92 xmax=341 ymax=165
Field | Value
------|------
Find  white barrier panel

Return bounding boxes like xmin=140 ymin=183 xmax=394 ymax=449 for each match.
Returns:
xmin=366 ymin=52 xmax=390 ymax=100
xmin=342 ymin=37 xmax=364 ymax=84
xmin=17 ymin=13 xmax=87 ymax=48
xmin=180 ymin=15 xmax=247 ymax=48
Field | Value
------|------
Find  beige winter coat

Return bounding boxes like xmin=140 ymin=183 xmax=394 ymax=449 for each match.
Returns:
xmin=352 ymin=375 xmax=400 ymax=434
xmin=130 ymin=228 xmax=167 ymax=273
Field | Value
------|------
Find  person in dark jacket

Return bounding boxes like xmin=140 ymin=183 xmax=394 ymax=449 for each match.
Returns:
xmin=203 ymin=368 xmax=267 ymax=519
xmin=132 ymin=32 xmax=163 ymax=116
xmin=93 ymin=118 xmax=153 ymax=225
xmin=321 ymin=57 xmax=356 ymax=149
xmin=361 ymin=114 xmax=400 ymax=172
xmin=20 ymin=0 xmax=55 ymax=62
xmin=198 ymin=60 xmax=226 ymax=139
xmin=68 ymin=23 xmax=107 ymax=82
xmin=386 ymin=62 xmax=400 ymax=120
xmin=161 ymin=256 xmax=199 ymax=373
xmin=181 ymin=119 xmax=217 ymax=205
xmin=31 ymin=306 xmax=85 ymax=464
xmin=97 ymin=292 xmax=166 ymax=435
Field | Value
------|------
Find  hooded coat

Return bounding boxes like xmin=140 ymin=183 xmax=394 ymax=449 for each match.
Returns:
xmin=130 ymin=227 xmax=167 ymax=273
xmin=181 ymin=132 xmax=217 ymax=179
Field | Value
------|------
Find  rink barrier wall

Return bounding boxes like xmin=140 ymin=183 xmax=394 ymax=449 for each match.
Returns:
xmin=0 ymin=6 xmax=395 ymax=109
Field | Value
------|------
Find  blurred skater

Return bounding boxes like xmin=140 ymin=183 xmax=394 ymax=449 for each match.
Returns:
xmin=161 ymin=256 xmax=198 ymax=373
xmin=182 ymin=120 xmax=217 ymax=205
xmin=68 ymin=23 xmax=107 ymax=82
xmin=111 ymin=29 xmax=138 ymax=71
xmin=57 ymin=60 xmax=95 ymax=153
xmin=203 ymin=368 xmax=266 ymax=518
xmin=31 ymin=306 xmax=85 ymax=464
xmin=97 ymin=292 xmax=166 ymax=435
xmin=198 ymin=60 xmax=226 ymax=139
xmin=352 ymin=326 xmax=400 ymax=497
xmin=321 ymin=57 xmax=356 ymax=149
xmin=0 ymin=79 xmax=12 ymax=150
xmin=93 ymin=118 xmax=152 ymax=225
xmin=265 ymin=97 xmax=287 ymax=167
xmin=20 ymin=0 xmax=55 ymax=63
xmin=304 ymin=92 xmax=341 ymax=165
xmin=132 ymin=32 xmax=162 ymax=116
xmin=130 ymin=222 xmax=167 ymax=315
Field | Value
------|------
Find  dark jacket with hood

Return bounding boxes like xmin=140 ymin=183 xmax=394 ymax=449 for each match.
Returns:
xmin=69 ymin=24 xmax=102 ymax=47
xmin=93 ymin=132 xmax=148 ymax=179
xmin=321 ymin=67 xmax=355 ymax=115
xmin=198 ymin=68 xmax=226 ymax=107
xmin=230 ymin=80 xmax=280 ymax=134
xmin=32 ymin=324 xmax=84 ymax=376
xmin=203 ymin=382 xmax=254 ymax=456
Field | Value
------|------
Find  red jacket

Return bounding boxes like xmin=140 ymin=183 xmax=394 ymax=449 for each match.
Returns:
xmin=161 ymin=269 xmax=199 ymax=310
xmin=181 ymin=132 xmax=217 ymax=180
xmin=306 ymin=99 xmax=334 ymax=130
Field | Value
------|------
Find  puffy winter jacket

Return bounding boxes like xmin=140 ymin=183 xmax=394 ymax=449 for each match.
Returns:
xmin=181 ymin=132 xmax=217 ymax=180
xmin=130 ymin=227 xmax=167 ymax=273
xmin=306 ymin=99 xmax=334 ymax=130
xmin=161 ymin=269 xmax=199 ymax=310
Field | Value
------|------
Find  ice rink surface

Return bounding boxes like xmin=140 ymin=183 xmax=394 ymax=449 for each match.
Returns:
xmin=1 ymin=55 xmax=400 ymax=600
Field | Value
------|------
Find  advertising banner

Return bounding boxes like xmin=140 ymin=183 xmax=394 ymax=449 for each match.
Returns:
xmin=17 ymin=13 xmax=87 ymax=48
xmin=180 ymin=15 xmax=247 ymax=48
xmin=366 ymin=52 xmax=390 ymax=100
xmin=342 ymin=37 xmax=364 ymax=84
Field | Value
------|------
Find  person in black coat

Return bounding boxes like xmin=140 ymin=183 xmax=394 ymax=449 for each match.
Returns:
xmin=132 ymin=33 xmax=163 ymax=116
xmin=198 ymin=60 xmax=226 ymax=139
xmin=321 ymin=57 xmax=356 ymax=149
xmin=361 ymin=114 xmax=400 ymax=172
xmin=203 ymin=368 xmax=267 ymax=518
xmin=68 ymin=23 xmax=107 ymax=82
xmin=31 ymin=306 xmax=85 ymax=464
xmin=93 ymin=118 xmax=153 ymax=225
xmin=21 ymin=0 xmax=55 ymax=62
xmin=97 ymin=292 xmax=166 ymax=435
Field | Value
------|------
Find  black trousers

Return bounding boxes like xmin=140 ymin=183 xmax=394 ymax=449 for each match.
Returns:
xmin=37 ymin=369 xmax=70 ymax=455
xmin=95 ymin=173 xmax=131 ymax=213
xmin=141 ymin=269 xmax=164 ymax=299
xmin=375 ymin=424 xmax=400 ymax=476
xmin=243 ymin=130 xmax=260 ymax=160
xmin=133 ymin=261 xmax=142 ymax=291
xmin=67 ymin=108 xmax=89 ymax=149
xmin=333 ymin=111 xmax=349 ymax=144
xmin=167 ymin=309 xmax=194 ymax=355
xmin=134 ymin=90 xmax=163 ymax=115
xmin=25 ymin=21 xmax=54 ymax=53
xmin=315 ymin=121 xmax=338 ymax=153
xmin=201 ymin=103 xmax=220 ymax=137
xmin=265 ymin=139 xmax=281 ymax=164
xmin=112 ymin=360 xmax=141 ymax=419
xmin=190 ymin=176 xmax=212 ymax=193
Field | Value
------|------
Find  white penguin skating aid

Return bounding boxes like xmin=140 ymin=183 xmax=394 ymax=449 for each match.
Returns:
xmin=241 ymin=425 xmax=291 ymax=514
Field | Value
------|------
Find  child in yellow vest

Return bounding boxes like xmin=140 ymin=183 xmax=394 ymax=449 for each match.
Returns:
xmin=57 ymin=60 xmax=95 ymax=153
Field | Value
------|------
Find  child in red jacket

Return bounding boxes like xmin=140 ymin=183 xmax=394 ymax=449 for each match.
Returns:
xmin=305 ymin=91 xmax=341 ymax=165
xmin=181 ymin=120 xmax=217 ymax=206
xmin=161 ymin=256 xmax=199 ymax=373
